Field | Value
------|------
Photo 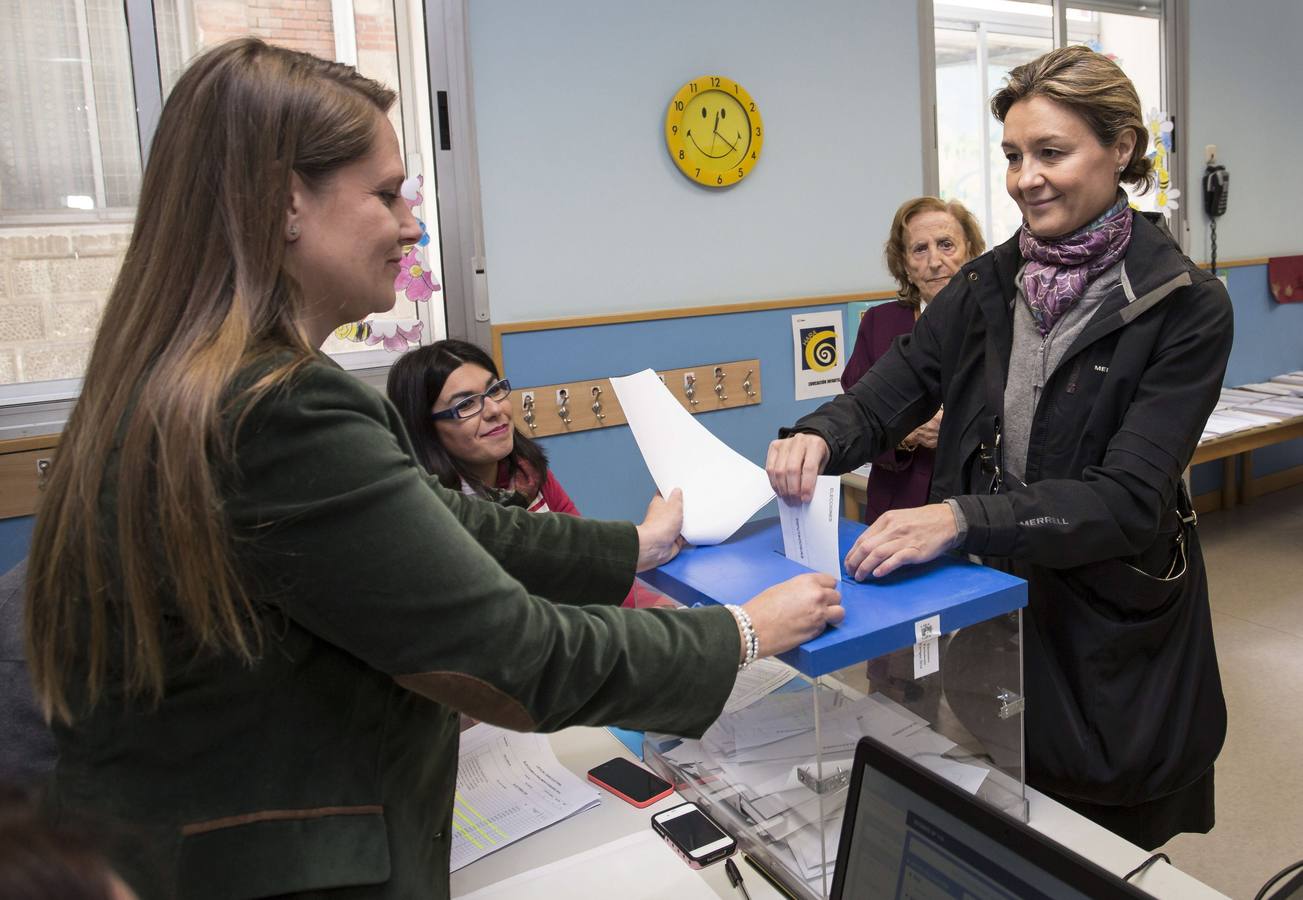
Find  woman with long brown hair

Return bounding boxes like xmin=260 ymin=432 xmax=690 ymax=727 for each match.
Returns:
xmin=26 ymin=39 xmax=843 ymax=899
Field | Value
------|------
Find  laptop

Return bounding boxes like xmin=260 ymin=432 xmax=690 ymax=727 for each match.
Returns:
xmin=829 ymin=737 xmax=1152 ymax=899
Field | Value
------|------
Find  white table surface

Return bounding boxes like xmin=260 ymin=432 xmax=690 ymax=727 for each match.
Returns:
xmin=450 ymin=726 xmax=1229 ymax=900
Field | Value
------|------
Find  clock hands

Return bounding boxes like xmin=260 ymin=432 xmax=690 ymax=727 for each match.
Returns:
xmin=710 ymin=110 xmax=721 ymax=154
xmin=712 ymin=128 xmax=738 ymax=153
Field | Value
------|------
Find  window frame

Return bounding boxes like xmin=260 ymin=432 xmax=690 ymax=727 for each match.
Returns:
xmin=922 ymin=0 xmax=1188 ymax=250
xmin=0 ymin=0 xmax=454 ymax=435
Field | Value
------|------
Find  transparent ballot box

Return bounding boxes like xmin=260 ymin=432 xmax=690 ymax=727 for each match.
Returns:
xmin=639 ymin=518 xmax=1027 ymax=900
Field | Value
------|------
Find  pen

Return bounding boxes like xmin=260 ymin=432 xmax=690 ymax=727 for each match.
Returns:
xmin=724 ymin=857 xmax=752 ymax=900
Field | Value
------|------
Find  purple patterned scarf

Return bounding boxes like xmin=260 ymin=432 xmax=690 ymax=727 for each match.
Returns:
xmin=1019 ymin=194 xmax=1133 ymax=336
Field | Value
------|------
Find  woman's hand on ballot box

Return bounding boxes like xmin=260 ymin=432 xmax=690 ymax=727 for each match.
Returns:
xmin=765 ymin=433 xmax=831 ymax=504
xmin=844 ymin=503 xmax=960 ymax=581
xmin=635 ymin=484 xmax=843 ymax=657
xmin=744 ymin=573 xmax=845 ymax=661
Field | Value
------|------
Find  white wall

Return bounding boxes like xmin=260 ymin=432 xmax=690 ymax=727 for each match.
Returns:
xmin=468 ymin=0 xmax=924 ymax=323
xmin=1186 ymin=0 xmax=1303 ymax=261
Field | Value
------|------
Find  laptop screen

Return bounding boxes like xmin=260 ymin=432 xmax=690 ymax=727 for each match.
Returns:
xmin=831 ymin=739 xmax=1149 ymax=900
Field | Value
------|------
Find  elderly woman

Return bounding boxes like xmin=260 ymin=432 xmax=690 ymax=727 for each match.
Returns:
xmin=769 ymin=45 xmax=1230 ymax=849
xmin=842 ymin=197 xmax=984 ymax=526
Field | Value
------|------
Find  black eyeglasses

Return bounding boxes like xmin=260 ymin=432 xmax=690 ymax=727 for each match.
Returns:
xmin=432 ymin=378 xmax=511 ymax=421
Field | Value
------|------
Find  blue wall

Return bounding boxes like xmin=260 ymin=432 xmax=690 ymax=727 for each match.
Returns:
xmin=502 ymin=304 xmax=848 ymax=522
xmin=1187 ymin=0 xmax=1303 ymax=263
xmin=468 ymin=0 xmax=923 ymax=322
xmin=509 ymin=263 xmax=1302 ymax=522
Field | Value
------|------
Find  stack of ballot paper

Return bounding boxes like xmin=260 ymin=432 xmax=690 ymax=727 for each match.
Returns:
xmin=653 ymin=664 xmax=991 ymax=892
xmin=450 ymin=724 xmax=601 ymax=871
xmin=1201 ymin=381 xmax=1303 ymax=442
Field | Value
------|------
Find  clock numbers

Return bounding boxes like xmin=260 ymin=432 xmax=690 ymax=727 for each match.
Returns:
xmin=665 ymin=75 xmax=763 ymax=188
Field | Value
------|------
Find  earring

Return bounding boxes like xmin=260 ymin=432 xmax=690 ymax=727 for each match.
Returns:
xmin=287 ymin=224 xmax=300 ymax=239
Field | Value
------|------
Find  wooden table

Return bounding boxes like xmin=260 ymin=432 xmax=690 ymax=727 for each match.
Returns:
xmin=1191 ymin=415 xmax=1303 ymax=509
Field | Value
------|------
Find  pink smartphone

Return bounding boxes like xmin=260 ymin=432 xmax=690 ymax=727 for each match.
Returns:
xmin=651 ymin=802 xmax=736 ymax=869
xmin=586 ymin=757 xmax=674 ymax=809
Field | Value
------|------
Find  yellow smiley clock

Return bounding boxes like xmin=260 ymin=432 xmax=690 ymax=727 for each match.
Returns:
xmin=665 ymin=75 xmax=763 ymax=187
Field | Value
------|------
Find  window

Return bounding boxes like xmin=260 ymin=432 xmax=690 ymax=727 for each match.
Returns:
xmin=0 ymin=0 xmax=445 ymax=398
xmin=153 ymin=0 xmax=446 ymax=368
xmin=0 ymin=0 xmax=140 ymax=387
xmin=933 ymin=1 xmax=1170 ymax=247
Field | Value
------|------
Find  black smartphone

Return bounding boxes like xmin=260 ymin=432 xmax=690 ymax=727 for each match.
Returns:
xmin=651 ymin=801 xmax=736 ymax=868
xmin=586 ymin=757 xmax=674 ymax=808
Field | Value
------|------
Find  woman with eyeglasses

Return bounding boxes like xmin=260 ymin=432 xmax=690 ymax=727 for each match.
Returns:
xmin=389 ymin=340 xmax=680 ymax=609
xmin=25 ymin=40 xmax=843 ymax=899
xmin=388 ymin=340 xmax=576 ymax=514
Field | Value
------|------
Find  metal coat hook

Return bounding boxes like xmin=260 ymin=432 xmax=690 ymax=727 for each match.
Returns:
xmin=521 ymin=392 xmax=537 ymax=432
xmin=743 ymin=369 xmax=756 ymax=400
xmin=683 ymin=373 xmax=699 ymax=407
xmin=590 ymin=385 xmax=606 ymax=421
xmin=713 ymin=366 xmax=728 ymax=401
xmin=556 ymin=388 xmax=572 ymax=425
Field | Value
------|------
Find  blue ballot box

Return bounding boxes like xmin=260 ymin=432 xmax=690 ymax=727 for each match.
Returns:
xmin=641 ymin=518 xmax=1029 ymax=900
xmin=639 ymin=518 xmax=1027 ymax=678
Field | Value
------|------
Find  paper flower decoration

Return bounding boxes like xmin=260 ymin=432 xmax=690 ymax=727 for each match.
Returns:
xmin=400 ymin=174 xmax=423 ymax=207
xmin=1143 ymin=108 xmax=1178 ymax=219
xmin=394 ymin=173 xmax=441 ymax=303
xmin=364 ymin=319 xmax=424 ymax=353
xmin=1146 ymin=108 xmax=1174 ymax=153
xmin=395 ymin=245 xmax=440 ymax=302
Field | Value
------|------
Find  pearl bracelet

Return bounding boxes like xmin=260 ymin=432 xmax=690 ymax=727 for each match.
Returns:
xmin=726 ymin=604 xmax=759 ymax=670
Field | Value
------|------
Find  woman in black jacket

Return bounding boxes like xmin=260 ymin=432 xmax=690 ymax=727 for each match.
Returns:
xmin=768 ymin=45 xmax=1231 ymax=849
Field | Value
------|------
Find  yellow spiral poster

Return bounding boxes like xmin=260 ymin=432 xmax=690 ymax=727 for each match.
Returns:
xmin=791 ymin=311 xmax=845 ymax=400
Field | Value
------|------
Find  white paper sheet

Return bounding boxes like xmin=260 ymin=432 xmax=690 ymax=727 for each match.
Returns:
xmin=1201 ymin=413 xmax=1253 ymax=436
xmin=917 ymin=756 xmax=989 ymax=795
xmin=450 ymin=724 xmax=601 ymax=872
xmin=778 ymin=474 xmax=843 ymax=579
xmin=610 ymin=369 xmax=775 ymax=545
xmin=1218 ymin=408 xmax=1286 ymax=426
xmin=1242 ymin=399 xmax=1303 ymax=418
xmin=454 ymin=830 xmax=719 ymax=900
xmin=1219 ymin=388 xmax=1268 ymax=403
xmin=722 ymin=657 xmax=800 ymax=714
xmin=1243 ymin=382 xmax=1303 ymax=396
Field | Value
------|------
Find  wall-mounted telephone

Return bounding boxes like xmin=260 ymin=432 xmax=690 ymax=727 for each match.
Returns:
xmin=1202 ymin=153 xmax=1230 ymax=274
xmin=1202 ymin=163 xmax=1229 ymax=218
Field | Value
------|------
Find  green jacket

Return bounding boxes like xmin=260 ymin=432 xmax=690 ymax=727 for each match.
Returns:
xmin=47 ymin=355 xmax=739 ymax=899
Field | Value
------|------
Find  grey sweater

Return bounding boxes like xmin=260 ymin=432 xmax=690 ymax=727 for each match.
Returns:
xmin=947 ymin=260 xmax=1124 ymax=540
